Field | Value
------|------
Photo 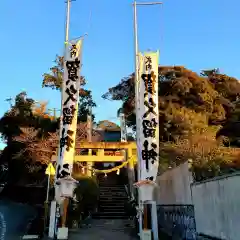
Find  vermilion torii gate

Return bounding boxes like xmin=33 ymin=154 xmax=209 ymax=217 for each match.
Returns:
xmin=48 ymin=123 xmax=137 ymax=177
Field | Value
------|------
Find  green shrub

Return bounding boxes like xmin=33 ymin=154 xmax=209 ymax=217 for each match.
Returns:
xmin=67 ymin=176 xmax=99 ymax=227
xmin=74 ymin=176 xmax=99 ymax=213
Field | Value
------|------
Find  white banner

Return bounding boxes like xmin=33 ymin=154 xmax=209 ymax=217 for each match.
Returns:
xmin=56 ymin=39 xmax=83 ymax=181
xmin=138 ymin=51 xmax=159 ymax=201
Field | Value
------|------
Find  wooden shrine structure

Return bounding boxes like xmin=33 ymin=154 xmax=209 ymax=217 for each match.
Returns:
xmin=48 ymin=121 xmax=137 ymax=171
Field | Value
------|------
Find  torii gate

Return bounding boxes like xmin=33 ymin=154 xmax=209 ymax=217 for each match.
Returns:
xmin=51 ymin=142 xmax=137 ymax=174
xmin=48 ymin=123 xmax=137 ymax=177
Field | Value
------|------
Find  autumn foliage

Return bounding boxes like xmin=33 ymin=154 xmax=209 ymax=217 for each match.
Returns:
xmin=103 ymin=67 xmax=240 ymax=180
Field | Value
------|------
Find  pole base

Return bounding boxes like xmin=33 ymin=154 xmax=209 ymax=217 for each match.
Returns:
xmin=141 ymin=229 xmax=152 ymax=240
xmin=57 ymin=227 xmax=68 ymax=239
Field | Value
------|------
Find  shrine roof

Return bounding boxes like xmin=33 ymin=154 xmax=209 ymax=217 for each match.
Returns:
xmin=96 ymin=120 xmax=120 ymax=132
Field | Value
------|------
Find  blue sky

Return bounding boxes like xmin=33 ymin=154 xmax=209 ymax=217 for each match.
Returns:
xmin=0 ymin=0 xmax=239 ymax=149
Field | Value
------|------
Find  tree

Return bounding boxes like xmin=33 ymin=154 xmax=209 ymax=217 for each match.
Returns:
xmin=0 ymin=92 xmax=58 ymax=184
xmin=78 ymin=89 xmax=96 ymax=122
xmin=102 ymin=66 xmax=240 ymax=179
xmin=42 ymin=55 xmax=96 ymax=121
xmin=103 ymin=66 xmax=240 ymax=141
xmin=200 ymin=69 xmax=240 ymax=146
xmin=0 ymin=92 xmax=35 ymax=145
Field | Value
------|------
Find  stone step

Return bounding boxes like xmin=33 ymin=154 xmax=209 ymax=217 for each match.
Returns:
xmin=99 ymin=196 xmax=127 ymax=199
xmin=100 ymin=189 xmax=126 ymax=192
xmin=99 ymin=203 xmax=126 ymax=207
xmin=100 ymin=194 xmax=127 ymax=197
xmin=99 ymin=194 xmax=126 ymax=197
xmin=92 ymin=214 xmax=129 ymax=219
xmin=99 ymin=194 xmax=127 ymax=198
xmin=98 ymin=204 xmax=125 ymax=208
xmin=93 ymin=216 xmax=129 ymax=220
xmin=99 ymin=200 xmax=127 ymax=203
xmin=99 ymin=199 xmax=126 ymax=203
xmin=99 ymin=190 xmax=126 ymax=193
xmin=99 ymin=186 xmax=126 ymax=190
xmin=99 ymin=188 xmax=125 ymax=191
xmin=98 ymin=203 xmax=125 ymax=208
xmin=98 ymin=211 xmax=126 ymax=215
xmin=99 ymin=198 xmax=127 ymax=201
xmin=99 ymin=210 xmax=126 ymax=214
xmin=98 ymin=208 xmax=125 ymax=212
xmin=99 ymin=200 xmax=127 ymax=204
xmin=98 ymin=206 xmax=125 ymax=211
xmin=99 ymin=184 xmax=125 ymax=186
xmin=99 ymin=192 xmax=126 ymax=196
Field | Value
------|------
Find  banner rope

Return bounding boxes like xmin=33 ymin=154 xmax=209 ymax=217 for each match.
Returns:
xmin=76 ymin=156 xmax=134 ymax=174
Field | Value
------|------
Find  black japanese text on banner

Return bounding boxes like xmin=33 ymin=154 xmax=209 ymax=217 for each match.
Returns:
xmin=138 ymin=51 xmax=159 ymax=201
xmin=56 ymin=39 xmax=83 ymax=181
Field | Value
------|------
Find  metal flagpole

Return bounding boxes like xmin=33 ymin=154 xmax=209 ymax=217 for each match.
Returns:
xmin=58 ymin=0 xmax=71 ymax=130
xmin=50 ymin=0 xmax=73 ymax=238
xmin=133 ymin=1 xmax=162 ymax=239
xmin=133 ymin=1 xmax=143 ymax=237
xmin=56 ymin=0 xmax=71 ymax=185
xmin=59 ymin=0 xmax=72 ymax=149
xmin=87 ymin=106 xmax=93 ymax=177
xmin=65 ymin=0 xmax=71 ymax=44
xmin=59 ymin=0 xmax=71 ymax=228
xmin=43 ymin=172 xmax=50 ymax=233
xmin=59 ymin=0 xmax=81 ymax=231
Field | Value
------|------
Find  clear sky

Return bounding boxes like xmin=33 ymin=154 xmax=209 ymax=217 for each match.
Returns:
xmin=0 ymin=0 xmax=239 ymax=149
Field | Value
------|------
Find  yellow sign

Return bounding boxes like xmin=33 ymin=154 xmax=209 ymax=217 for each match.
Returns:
xmin=45 ymin=163 xmax=55 ymax=176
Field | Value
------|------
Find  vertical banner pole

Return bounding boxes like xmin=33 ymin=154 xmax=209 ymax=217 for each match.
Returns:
xmin=133 ymin=1 xmax=143 ymax=237
xmin=50 ymin=0 xmax=72 ymax=238
xmin=150 ymin=201 xmax=159 ymax=240
xmin=132 ymin=4 xmax=162 ymax=239
xmin=138 ymin=51 xmax=159 ymax=239
xmin=48 ymin=201 xmax=57 ymax=238
xmin=87 ymin=106 xmax=93 ymax=177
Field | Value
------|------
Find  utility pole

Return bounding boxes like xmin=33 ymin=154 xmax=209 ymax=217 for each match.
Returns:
xmin=133 ymin=1 xmax=162 ymax=239
xmin=48 ymin=108 xmax=60 ymax=119
xmin=53 ymin=108 xmax=56 ymax=119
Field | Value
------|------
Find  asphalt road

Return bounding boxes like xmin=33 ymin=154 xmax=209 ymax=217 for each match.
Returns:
xmin=0 ymin=199 xmax=36 ymax=240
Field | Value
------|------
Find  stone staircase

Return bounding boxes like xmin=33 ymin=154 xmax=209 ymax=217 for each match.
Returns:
xmin=93 ymin=175 xmax=129 ymax=219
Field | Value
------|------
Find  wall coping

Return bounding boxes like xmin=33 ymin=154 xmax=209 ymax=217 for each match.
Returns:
xmin=191 ymin=171 xmax=240 ymax=186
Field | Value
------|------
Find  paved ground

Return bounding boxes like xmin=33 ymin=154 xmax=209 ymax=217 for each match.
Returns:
xmin=69 ymin=219 xmax=138 ymax=240
xmin=0 ymin=199 xmax=36 ymax=240
xmin=44 ymin=219 xmax=172 ymax=240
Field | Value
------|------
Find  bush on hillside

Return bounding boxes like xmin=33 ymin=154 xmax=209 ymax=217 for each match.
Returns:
xmin=67 ymin=176 xmax=99 ymax=226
